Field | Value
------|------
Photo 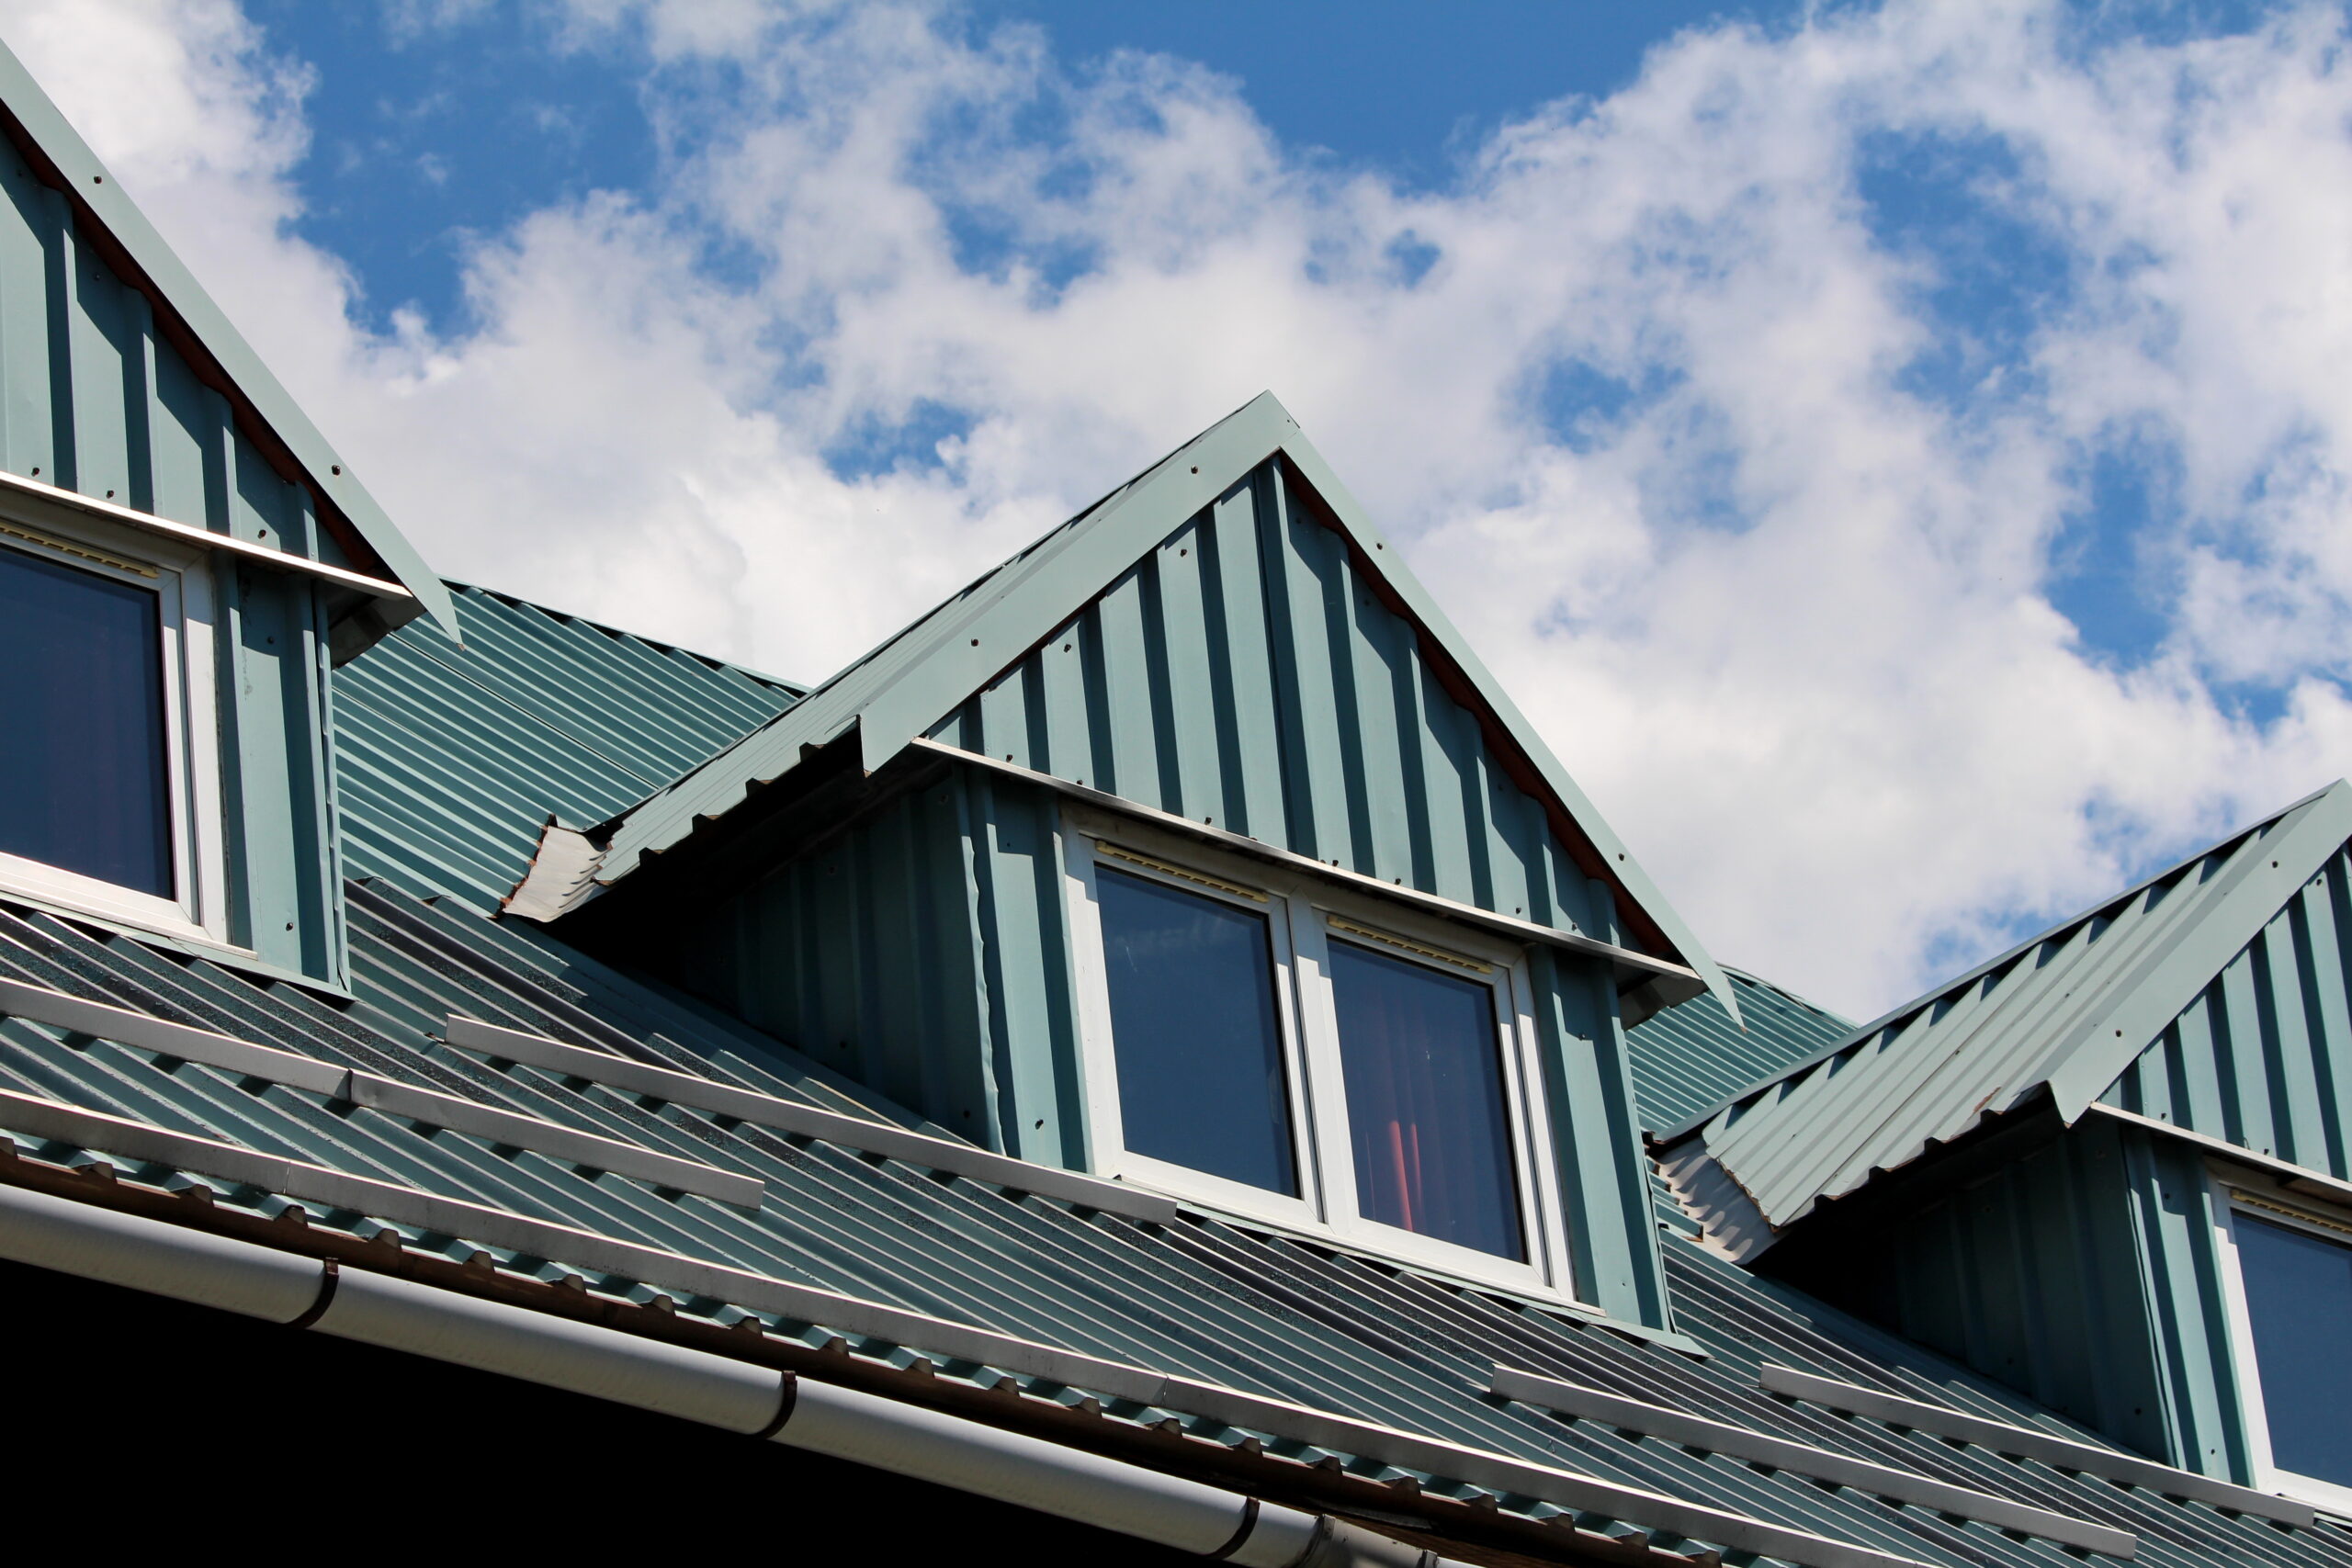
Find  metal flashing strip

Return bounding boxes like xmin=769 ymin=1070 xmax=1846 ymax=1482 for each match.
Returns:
xmin=0 ymin=518 xmax=158 ymax=576
xmin=1326 ymin=919 xmax=1491 ymax=976
xmin=1099 ymin=844 xmax=1268 ymax=903
xmin=919 ymin=739 xmax=1705 ymax=999
xmin=1757 ymin=1364 xmax=2315 ymax=1528
xmin=1488 ymin=1367 xmax=2137 ymax=1556
xmin=2086 ymin=1103 xmax=2352 ymax=1215
xmin=0 ymin=465 xmax=413 ymax=599
xmin=0 ymin=979 xmax=759 ymax=1209
xmin=2229 ymin=1189 xmax=2352 ymax=1239
xmin=441 ymin=1015 xmax=1178 ymax=1224
xmin=0 ymin=1087 xmax=1921 ymax=1568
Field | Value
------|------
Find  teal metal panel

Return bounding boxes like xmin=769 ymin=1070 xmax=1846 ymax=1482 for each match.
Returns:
xmin=4 ymin=879 xmax=2346 ymax=1568
xmin=651 ymin=770 xmax=1001 ymax=1145
xmin=216 ymin=560 xmax=340 ymax=981
xmin=928 ymin=463 xmax=1611 ymax=945
xmin=594 ymin=394 xmax=1732 ymax=1030
xmin=1678 ymin=783 xmax=2352 ymax=1230
xmin=1625 ymin=970 xmax=1854 ymax=1135
xmin=0 ymin=34 xmax=452 ymax=628
xmin=2106 ymin=843 xmax=2352 ymax=1180
xmin=2115 ymin=1121 xmax=2256 ymax=1482
xmin=331 ymin=583 xmax=802 ymax=913
xmin=1788 ymin=1114 xmax=2267 ymax=1483
xmin=1803 ymin=1117 xmax=2177 ymax=1464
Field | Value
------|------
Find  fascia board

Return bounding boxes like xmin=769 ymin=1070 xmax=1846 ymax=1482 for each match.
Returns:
xmin=0 ymin=37 xmax=456 ymax=638
xmin=1272 ymin=419 xmax=1740 ymax=1024
xmin=2045 ymin=779 xmax=2352 ymax=1122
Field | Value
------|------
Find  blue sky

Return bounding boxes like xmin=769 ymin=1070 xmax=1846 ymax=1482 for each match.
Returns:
xmin=255 ymin=3 xmax=1803 ymax=334
xmin=14 ymin=0 xmax=2352 ymax=1015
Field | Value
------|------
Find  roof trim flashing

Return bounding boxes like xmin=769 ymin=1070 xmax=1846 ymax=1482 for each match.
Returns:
xmin=1488 ymin=1366 xmax=2140 ymax=1556
xmin=934 ymin=740 xmax=1705 ymax=1002
xmin=439 ymin=1013 xmax=1179 ymax=1224
xmin=0 ymin=35 xmax=454 ymax=639
xmin=0 ymin=978 xmax=761 ymax=1208
xmin=503 ymin=820 xmax=609 ymax=922
xmin=0 ymin=465 xmax=412 ymax=598
xmin=1758 ymin=1362 xmax=2315 ymax=1527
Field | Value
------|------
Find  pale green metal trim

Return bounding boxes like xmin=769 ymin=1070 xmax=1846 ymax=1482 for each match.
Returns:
xmin=2048 ymin=780 xmax=2352 ymax=1122
xmin=0 ymin=35 xmax=454 ymax=637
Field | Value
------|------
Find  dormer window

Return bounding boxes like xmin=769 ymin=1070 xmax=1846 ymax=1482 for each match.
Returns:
xmin=0 ymin=512 xmax=222 ymax=943
xmin=2217 ymin=1186 xmax=2352 ymax=1510
xmin=1069 ymin=809 xmax=1571 ymax=1298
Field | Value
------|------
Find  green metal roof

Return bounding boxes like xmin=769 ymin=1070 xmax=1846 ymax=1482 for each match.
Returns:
xmin=1625 ymin=968 xmax=1854 ymax=1135
xmin=1663 ymin=781 xmax=2352 ymax=1235
xmin=578 ymin=392 xmax=1736 ymax=1019
xmin=0 ymin=878 xmax=2342 ymax=1568
xmin=333 ymin=582 xmax=802 ymax=912
xmin=0 ymin=35 xmax=455 ymax=636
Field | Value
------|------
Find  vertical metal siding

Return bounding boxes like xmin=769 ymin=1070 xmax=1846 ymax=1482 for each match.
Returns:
xmin=0 ymin=150 xmax=348 ymax=980
xmin=2106 ymin=847 xmax=2352 ymax=1179
xmin=929 ymin=463 xmax=1608 ymax=941
xmin=1818 ymin=1118 xmax=2177 ymax=1464
xmin=1806 ymin=1115 xmax=2265 ymax=1482
xmin=747 ymin=460 xmax=1670 ymax=1322
xmin=2115 ymin=1122 xmax=2256 ymax=1482
xmin=658 ymin=768 xmax=1005 ymax=1148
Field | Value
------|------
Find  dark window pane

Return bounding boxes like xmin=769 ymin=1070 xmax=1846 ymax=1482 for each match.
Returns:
xmin=2238 ymin=1213 xmax=2352 ymax=1486
xmin=0 ymin=545 xmax=172 ymax=898
xmin=1098 ymin=866 xmax=1295 ymax=1194
xmin=1329 ymin=941 xmax=1523 ymax=1260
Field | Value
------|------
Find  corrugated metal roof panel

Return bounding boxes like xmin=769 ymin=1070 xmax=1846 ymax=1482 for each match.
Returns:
xmin=1672 ymin=783 xmax=2352 ymax=1232
xmin=1626 ymin=969 xmax=1854 ymax=1134
xmin=332 ymin=583 xmax=803 ymax=912
xmin=0 ymin=883 xmax=2344 ymax=1568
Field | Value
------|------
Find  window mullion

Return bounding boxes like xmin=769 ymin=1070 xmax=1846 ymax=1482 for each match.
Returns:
xmin=1286 ymin=892 xmax=1360 ymax=1235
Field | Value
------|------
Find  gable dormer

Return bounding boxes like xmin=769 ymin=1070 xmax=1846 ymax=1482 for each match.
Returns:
xmin=0 ymin=38 xmax=449 ymax=986
xmin=1661 ymin=782 xmax=2352 ymax=1508
xmin=543 ymin=394 xmax=1732 ymax=1335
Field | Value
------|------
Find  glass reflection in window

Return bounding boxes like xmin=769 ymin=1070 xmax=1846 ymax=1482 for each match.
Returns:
xmin=0 ymin=544 xmax=171 ymax=897
xmin=1328 ymin=940 xmax=1523 ymax=1260
xmin=2236 ymin=1211 xmax=2352 ymax=1488
xmin=1096 ymin=866 xmax=1296 ymax=1195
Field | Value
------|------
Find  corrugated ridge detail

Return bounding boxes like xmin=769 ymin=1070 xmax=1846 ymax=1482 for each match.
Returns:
xmin=1677 ymin=784 xmax=2352 ymax=1230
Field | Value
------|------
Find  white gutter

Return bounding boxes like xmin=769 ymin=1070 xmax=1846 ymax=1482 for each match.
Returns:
xmin=0 ymin=1182 xmax=1462 ymax=1568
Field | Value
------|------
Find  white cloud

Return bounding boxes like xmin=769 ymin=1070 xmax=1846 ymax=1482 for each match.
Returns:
xmin=8 ymin=0 xmax=2352 ymax=1017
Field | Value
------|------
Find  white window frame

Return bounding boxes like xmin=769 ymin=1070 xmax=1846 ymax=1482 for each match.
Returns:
xmin=2210 ymin=1169 xmax=2352 ymax=1517
xmin=1065 ymin=802 xmax=1578 ymax=1303
xmin=0 ymin=508 xmax=228 ymax=948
